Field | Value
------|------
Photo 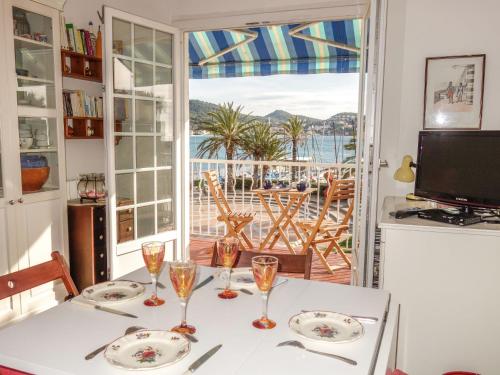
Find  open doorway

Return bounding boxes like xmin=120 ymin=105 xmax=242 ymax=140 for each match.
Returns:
xmin=185 ymin=20 xmax=363 ymax=284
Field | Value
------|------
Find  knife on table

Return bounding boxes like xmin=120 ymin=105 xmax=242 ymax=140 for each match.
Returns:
xmin=182 ymin=344 xmax=222 ymax=375
xmin=193 ymin=275 xmax=214 ymax=291
xmin=71 ymin=299 xmax=138 ymax=318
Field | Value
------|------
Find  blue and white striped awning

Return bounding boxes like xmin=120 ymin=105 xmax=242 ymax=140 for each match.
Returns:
xmin=189 ymin=20 xmax=361 ymax=79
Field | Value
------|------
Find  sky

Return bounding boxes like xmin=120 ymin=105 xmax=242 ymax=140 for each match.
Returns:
xmin=189 ymin=73 xmax=359 ymax=120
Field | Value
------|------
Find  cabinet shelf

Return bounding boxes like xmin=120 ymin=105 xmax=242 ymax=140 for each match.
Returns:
xmin=17 ymin=75 xmax=54 ymax=84
xmin=14 ymin=35 xmax=52 ymax=49
xmin=61 ymin=49 xmax=102 ymax=83
xmin=20 ymin=147 xmax=57 ymax=153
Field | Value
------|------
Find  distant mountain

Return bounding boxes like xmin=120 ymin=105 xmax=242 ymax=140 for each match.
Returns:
xmin=189 ymin=99 xmax=356 ymax=135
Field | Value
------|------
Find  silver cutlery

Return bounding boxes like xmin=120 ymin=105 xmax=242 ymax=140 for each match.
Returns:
xmin=215 ymin=287 xmax=253 ymax=295
xmin=85 ymin=325 xmax=144 ymax=360
xmin=121 ymin=279 xmax=166 ymax=289
xmin=183 ymin=333 xmax=199 ymax=343
xmin=300 ymin=309 xmax=378 ymax=324
xmin=270 ymin=279 xmax=288 ymax=292
xmin=71 ymin=299 xmax=138 ymax=318
xmin=277 ymin=340 xmax=357 ymax=366
xmin=193 ymin=275 xmax=214 ymax=291
xmin=182 ymin=344 xmax=222 ymax=374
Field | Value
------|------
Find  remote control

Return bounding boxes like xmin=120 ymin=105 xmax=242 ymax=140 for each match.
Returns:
xmin=393 ymin=208 xmax=423 ymax=219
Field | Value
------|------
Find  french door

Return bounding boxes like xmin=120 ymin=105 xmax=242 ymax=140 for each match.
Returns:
xmin=351 ymin=0 xmax=387 ymax=287
xmin=104 ymin=8 xmax=182 ymax=278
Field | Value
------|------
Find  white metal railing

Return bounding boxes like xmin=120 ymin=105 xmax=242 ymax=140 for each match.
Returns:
xmin=190 ymin=158 xmax=356 ymax=252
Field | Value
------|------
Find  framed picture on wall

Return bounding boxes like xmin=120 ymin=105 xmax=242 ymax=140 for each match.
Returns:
xmin=423 ymin=54 xmax=485 ymax=129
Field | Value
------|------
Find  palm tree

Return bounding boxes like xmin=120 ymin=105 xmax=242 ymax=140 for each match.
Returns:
xmin=282 ymin=116 xmax=307 ymax=181
xmin=240 ymin=122 xmax=286 ymax=186
xmin=196 ymin=102 xmax=253 ymax=191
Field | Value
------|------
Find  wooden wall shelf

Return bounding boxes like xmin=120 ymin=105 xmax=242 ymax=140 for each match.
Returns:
xmin=61 ymin=49 xmax=102 ymax=83
xmin=64 ymin=116 xmax=103 ymax=139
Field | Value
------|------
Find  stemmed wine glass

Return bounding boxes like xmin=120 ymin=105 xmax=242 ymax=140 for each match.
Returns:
xmin=251 ymin=255 xmax=278 ymax=329
xmin=169 ymin=260 xmax=197 ymax=334
xmin=216 ymin=237 xmax=239 ymax=299
xmin=141 ymin=241 xmax=165 ymax=306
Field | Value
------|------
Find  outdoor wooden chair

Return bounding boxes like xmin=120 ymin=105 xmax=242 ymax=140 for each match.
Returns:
xmin=210 ymin=241 xmax=313 ymax=279
xmin=203 ymin=170 xmax=255 ymax=250
xmin=0 ymin=251 xmax=79 ymax=301
xmin=296 ymin=178 xmax=355 ymax=274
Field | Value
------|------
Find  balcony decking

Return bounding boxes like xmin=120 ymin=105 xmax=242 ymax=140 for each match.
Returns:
xmin=190 ymin=236 xmax=352 ymax=284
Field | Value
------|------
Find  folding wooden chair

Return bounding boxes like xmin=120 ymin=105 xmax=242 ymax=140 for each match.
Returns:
xmin=296 ymin=178 xmax=355 ymax=274
xmin=0 ymin=251 xmax=79 ymax=301
xmin=203 ymin=171 xmax=255 ymax=250
xmin=210 ymin=241 xmax=313 ymax=279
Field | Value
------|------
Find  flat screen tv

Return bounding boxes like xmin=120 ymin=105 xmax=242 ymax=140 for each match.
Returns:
xmin=415 ymin=130 xmax=500 ymax=209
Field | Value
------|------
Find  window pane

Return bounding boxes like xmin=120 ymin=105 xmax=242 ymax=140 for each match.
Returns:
xmin=156 ymin=137 xmax=172 ymax=167
xmin=134 ymin=25 xmax=153 ymax=62
xmin=137 ymin=205 xmax=155 ymax=238
xmin=114 ymin=98 xmax=132 ymax=132
xmin=115 ymin=136 xmax=133 ymax=170
xmin=157 ymin=169 xmax=172 ymax=200
xmin=157 ymin=202 xmax=173 ymax=233
xmin=155 ymin=66 xmax=172 ymax=101
xmin=136 ymin=136 xmax=154 ymax=169
xmin=116 ymin=173 xmax=134 ymax=204
xmin=114 ymin=58 xmax=133 ymax=95
xmin=135 ymin=100 xmax=154 ymax=132
xmin=136 ymin=171 xmax=154 ymax=203
xmin=155 ymin=31 xmax=172 ymax=65
xmin=156 ymin=101 xmax=173 ymax=133
xmin=134 ymin=62 xmax=153 ymax=97
xmin=112 ymin=19 xmax=132 ymax=56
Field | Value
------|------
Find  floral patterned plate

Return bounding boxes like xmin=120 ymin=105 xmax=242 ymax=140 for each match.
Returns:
xmin=82 ymin=281 xmax=145 ymax=305
xmin=288 ymin=311 xmax=364 ymax=343
xmin=215 ymin=267 xmax=257 ymax=290
xmin=104 ymin=330 xmax=190 ymax=370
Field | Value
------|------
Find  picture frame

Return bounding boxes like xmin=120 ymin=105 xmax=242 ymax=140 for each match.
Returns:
xmin=423 ymin=54 xmax=485 ymax=130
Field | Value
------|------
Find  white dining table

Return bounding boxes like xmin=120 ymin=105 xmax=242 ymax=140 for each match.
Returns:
xmin=0 ymin=265 xmax=390 ymax=375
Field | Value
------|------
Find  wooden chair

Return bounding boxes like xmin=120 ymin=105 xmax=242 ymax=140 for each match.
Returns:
xmin=210 ymin=242 xmax=313 ymax=279
xmin=296 ymin=178 xmax=355 ymax=274
xmin=0 ymin=251 xmax=79 ymax=301
xmin=203 ymin=170 xmax=255 ymax=250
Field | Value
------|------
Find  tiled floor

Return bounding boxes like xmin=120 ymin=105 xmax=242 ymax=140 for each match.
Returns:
xmin=190 ymin=236 xmax=352 ymax=284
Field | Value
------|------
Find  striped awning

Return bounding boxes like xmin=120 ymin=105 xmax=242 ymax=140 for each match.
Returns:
xmin=189 ymin=20 xmax=361 ymax=79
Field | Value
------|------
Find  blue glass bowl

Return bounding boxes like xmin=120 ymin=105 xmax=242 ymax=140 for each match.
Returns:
xmin=20 ymin=155 xmax=48 ymax=169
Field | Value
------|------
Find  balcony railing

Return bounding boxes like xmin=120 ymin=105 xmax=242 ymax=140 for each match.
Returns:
xmin=190 ymin=158 xmax=356 ymax=252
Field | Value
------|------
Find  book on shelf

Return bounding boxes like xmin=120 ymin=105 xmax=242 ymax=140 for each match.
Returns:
xmin=63 ymin=90 xmax=103 ymax=118
xmin=60 ymin=14 xmax=69 ymax=50
xmin=64 ymin=23 xmax=98 ymax=57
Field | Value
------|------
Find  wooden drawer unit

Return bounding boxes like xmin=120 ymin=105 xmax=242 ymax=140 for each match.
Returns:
xmin=117 ymin=207 xmax=134 ymax=243
xmin=67 ymin=201 xmax=108 ymax=291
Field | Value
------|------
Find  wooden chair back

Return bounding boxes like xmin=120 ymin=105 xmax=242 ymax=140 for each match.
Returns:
xmin=321 ymin=178 xmax=355 ymax=228
xmin=203 ymin=171 xmax=232 ymax=216
xmin=210 ymin=242 xmax=313 ymax=279
xmin=0 ymin=251 xmax=79 ymax=301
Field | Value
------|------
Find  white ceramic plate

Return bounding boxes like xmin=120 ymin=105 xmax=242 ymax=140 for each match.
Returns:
xmin=216 ymin=267 xmax=256 ymax=290
xmin=82 ymin=281 xmax=145 ymax=305
xmin=289 ymin=311 xmax=364 ymax=343
xmin=104 ymin=330 xmax=190 ymax=370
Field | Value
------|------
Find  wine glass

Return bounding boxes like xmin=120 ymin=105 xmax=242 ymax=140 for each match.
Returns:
xmin=169 ymin=260 xmax=197 ymax=334
xmin=216 ymin=237 xmax=239 ymax=299
xmin=251 ymin=255 xmax=278 ymax=329
xmin=141 ymin=241 xmax=165 ymax=306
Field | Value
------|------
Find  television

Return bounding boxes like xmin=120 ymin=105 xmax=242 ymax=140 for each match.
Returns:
xmin=415 ymin=130 xmax=500 ymax=209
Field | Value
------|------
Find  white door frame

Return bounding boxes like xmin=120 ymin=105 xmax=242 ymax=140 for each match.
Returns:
xmin=175 ymin=2 xmax=387 ymax=287
xmin=104 ymin=7 xmax=183 ymax=277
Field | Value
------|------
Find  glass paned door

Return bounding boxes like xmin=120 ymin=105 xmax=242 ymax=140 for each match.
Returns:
xmin=10 ymin=5 xmax=61 ymax=196
xmin=106 ymin=8 xmax=179 ymax=263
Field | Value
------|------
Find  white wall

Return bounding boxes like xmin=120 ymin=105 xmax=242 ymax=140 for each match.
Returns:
xmin=378 ymin=0 xmax=500 ymax=203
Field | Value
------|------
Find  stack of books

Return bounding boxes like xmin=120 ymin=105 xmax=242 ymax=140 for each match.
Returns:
xmin=64 ymin=23 xmax=97 ymax=56
xmin=63 ymin=90 xmax=103 ymax=118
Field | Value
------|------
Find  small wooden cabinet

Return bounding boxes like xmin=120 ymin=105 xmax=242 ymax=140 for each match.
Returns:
xmin=67 ymin=200 xmax=107 ymax=291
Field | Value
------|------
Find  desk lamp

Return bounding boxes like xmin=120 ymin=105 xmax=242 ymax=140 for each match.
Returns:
xmin=393 ymin=155 xmax=423 ymax=201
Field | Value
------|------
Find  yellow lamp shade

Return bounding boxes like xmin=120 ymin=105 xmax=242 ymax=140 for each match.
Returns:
xmin=394 ymin=155 xmax=415 ymax=183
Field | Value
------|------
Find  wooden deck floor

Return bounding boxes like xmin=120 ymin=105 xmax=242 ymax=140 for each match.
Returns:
xmin=190 ymin=236 xmax=351 ymax=284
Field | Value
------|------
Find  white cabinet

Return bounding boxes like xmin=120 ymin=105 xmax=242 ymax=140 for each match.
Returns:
xmin=379 ymin=196 xmax=500 ymax=375
xmin=0 ymin=0 xmax=67 ymax=327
